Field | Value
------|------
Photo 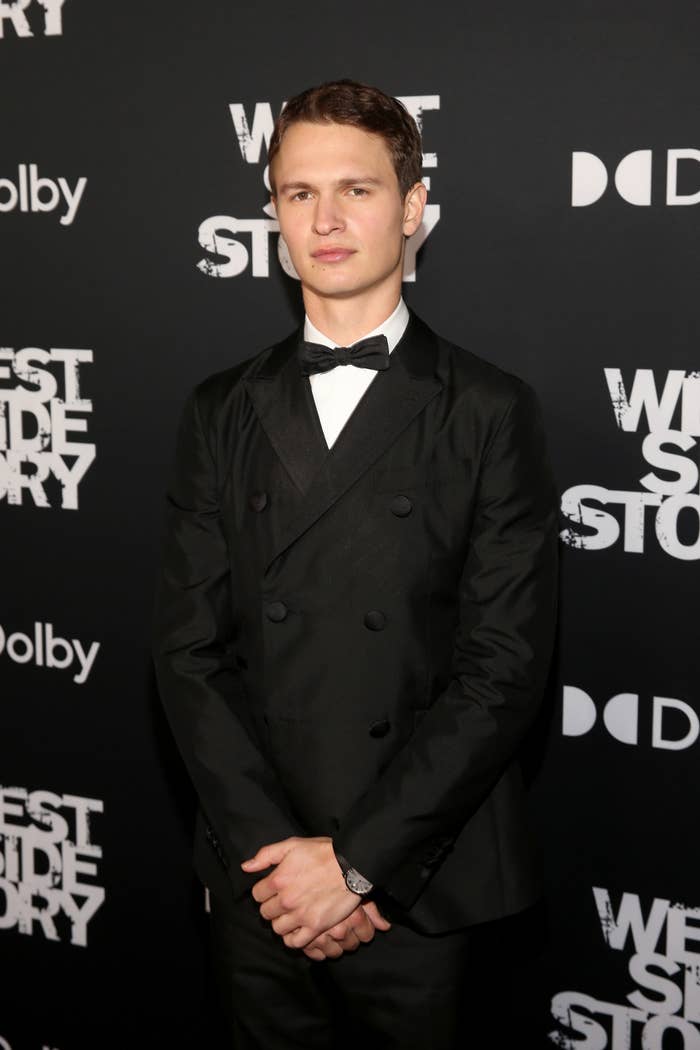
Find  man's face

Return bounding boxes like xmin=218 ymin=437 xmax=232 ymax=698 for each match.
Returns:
xmin=271 ymin=121 xmax=424 ymax=303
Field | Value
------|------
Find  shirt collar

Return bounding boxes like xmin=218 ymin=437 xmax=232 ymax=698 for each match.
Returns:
xmin=303 ymin=298 xmax=410 ymax=356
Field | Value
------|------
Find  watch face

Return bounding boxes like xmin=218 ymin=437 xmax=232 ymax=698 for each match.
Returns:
xmin=346 ymin=868 xmax=373 ymax=895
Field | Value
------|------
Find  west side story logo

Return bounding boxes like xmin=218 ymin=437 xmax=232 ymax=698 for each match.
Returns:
xmin=560 ymin=369 xmax=700 ymax=559
xmin=0 ymin=1038 xmax=60 ymax=1050
xmin=551 ymin=887 xmax=700 ymax=1048
xmin=0 ymin=786 xmax=104 ymax=947
xmin=0 ymin=0 xmax=66 ymax=38
xmin=196 ymin=96 xmax=441 ymax=281
xmin=0 ymin=346 xmax=95 ymax=509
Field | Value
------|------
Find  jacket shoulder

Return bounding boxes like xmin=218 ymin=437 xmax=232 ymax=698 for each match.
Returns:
xmin=188 ymin=329 xmax=297 ymax=421
xmin=409 ymin=311 xmax=529 ymax=409
xmin=409 ymin=314 xmax=546 ymax=453
xmin=440 ymin=335 xmax=529 ymax=407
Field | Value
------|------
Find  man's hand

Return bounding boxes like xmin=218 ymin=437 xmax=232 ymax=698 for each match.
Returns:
xmin=303 ymin=901 xmax=392 ymax=961
xmin=241 ymin=836 xmax=388 ymax=951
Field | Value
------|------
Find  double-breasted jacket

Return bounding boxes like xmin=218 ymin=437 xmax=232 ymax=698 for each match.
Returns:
xmin=152 ymin=310 xmax=559 ymax=934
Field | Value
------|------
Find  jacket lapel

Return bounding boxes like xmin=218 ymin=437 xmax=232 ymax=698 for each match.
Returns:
xmin=244 ymin=311 xmax=443 ymax=573
xmin=242 ymin=328 xmax=329 ymax=496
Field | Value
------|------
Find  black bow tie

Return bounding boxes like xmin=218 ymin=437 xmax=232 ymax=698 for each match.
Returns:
xmin=299 ymin=334 xmax=390 ymax=376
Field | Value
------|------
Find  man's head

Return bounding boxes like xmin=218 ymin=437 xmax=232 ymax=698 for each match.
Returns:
xmin=268 ymin=79 xmax=423 ymax=200
xmin=269 ymin=80 xmax=427 ymax=313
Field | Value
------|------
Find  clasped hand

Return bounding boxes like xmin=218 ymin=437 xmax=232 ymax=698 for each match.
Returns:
xmin=241 ymin=835 xmax=391 ymax=961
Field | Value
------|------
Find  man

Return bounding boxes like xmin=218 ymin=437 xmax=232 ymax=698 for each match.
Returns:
xmin=153 ymin=79 xmax=558 ymax=1048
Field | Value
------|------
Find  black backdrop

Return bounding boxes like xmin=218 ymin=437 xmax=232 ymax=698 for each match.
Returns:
xmin=2 ymin=2 xmax=700 ymax=1047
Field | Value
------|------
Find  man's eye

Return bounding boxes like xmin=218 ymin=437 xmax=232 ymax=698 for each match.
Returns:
xmin=292 ymin=191 xmax=312 ymax=201
xmin=348 ymin=187 xmax=368 ymax=197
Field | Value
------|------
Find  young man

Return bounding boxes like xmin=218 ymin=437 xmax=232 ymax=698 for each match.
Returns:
xmin=153 ymin=80 xmax=558 ymax=1048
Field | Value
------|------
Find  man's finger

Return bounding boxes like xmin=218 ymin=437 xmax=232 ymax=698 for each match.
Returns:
xmin=318 ymin=931 xmax=351 ymax=956
xmin=326 ymin=919 xmax=353 ymax=939
xmin=251 ymin=877 xmax=278 ymax=903
xmin=317 ymin=936 xmax=343 ymax=959
xmin=259 ymin=895 xmax=285 ymax=921
xmin=271 ymin=912 xmax=301 ymax=936
xmin=329 ymin=911 xmax=373 ymax=944
xmin=303 ymin=945 xmax=328 ymax=961
xmin=304 ymin=933 xmax=339 ymax=960
xmin=336 ymin=929 xmax=361 ymax=952
xmin=362 ymin=901 xmax=392 ymax=931
xmin=283 ymin=926 xmax=315 ymax=950
xmin=347 ymin=910 xmax=375 ymax=943
xmin=241 ymin=837 xmax=297 ymax=872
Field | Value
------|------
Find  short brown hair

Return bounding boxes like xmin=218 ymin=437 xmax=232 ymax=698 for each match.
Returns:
xmin=268 ymin=79 xmax=423 ymax=198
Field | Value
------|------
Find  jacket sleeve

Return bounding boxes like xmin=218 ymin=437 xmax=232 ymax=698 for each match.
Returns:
xmin=152 ymin=383 xmax=304 ymax=896
xmin=332 ymin=378 xmax=559 ymax=911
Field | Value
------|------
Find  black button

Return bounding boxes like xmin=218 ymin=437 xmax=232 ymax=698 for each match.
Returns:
xmin=364 ymin=610 xmax=387 ymax=631
xmin=390 ymin=495 xmax=412 ymax=517
xmin=369 ymin=720 xmax=391 ymax=738
xmin=250 ymin=491 xmax=268 ymax=512
xmin=266 ymin=601 xmax=288 ymax=622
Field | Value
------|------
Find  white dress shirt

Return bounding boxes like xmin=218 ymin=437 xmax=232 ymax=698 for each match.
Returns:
xmin=303 ymin=298 xmax=410 ymax=449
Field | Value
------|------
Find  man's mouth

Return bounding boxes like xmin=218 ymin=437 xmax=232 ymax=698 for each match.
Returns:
xmin=311 ymin=248 xmax=356 ymax=263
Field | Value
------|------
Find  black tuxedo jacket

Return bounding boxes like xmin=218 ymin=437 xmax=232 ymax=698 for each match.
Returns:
xmin=152 ymin=310 xmax=558 ymax=934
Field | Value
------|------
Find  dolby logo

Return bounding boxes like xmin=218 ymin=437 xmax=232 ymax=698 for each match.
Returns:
xmin=0 ymin=620 xmax=99 ymax=684
xmin=571 ymin=149 xmax=700 ymax=207
xmin=0 ymin=164 xmax=86 ymax=226
xmin=562 ymin=686 xmax=699 ymax=750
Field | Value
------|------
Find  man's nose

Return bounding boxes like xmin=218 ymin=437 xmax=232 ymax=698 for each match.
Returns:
xmin=312 ymin=194 xmax=344 ymax=235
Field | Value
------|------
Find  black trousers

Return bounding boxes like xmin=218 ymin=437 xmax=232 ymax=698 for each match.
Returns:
xmin=207 ymin=887 xmax=497 ymax=1050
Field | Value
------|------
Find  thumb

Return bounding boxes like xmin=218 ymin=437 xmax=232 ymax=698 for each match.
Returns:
xmin=240 ymin=838 xmax=297 ymax=871
xmin=362 ymin=901 xmax=392 ymax=931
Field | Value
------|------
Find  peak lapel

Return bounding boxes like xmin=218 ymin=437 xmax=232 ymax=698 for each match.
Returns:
xmin=247 ymin=313 xmax=443 ymax=575
xmin=243 ymin=329 xmax=329 ymax=497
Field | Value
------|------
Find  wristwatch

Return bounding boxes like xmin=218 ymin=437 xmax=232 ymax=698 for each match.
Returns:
xmin=334 ymin=851 xmax=374 ymax=897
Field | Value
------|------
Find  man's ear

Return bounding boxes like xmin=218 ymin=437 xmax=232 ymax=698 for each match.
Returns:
xmin=402 ymin=181 xmax=428 ymax=237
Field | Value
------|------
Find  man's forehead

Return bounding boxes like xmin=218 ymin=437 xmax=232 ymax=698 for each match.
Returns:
xmin=276 ymin=121 xmax=392 ymax=162
xmin=273 ymin=124 xmax=395 ymax=185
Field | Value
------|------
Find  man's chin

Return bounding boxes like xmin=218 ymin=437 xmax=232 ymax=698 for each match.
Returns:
xmin=301 ymin=279 xmax=370 ymax=301
xmin=300 ymin=272 xmax=400 ymax=303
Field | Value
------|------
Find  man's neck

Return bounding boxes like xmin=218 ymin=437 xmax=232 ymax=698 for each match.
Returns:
xmin=305 ymin=298 xmax=409 ymax=356
xmin=302 ymin=284 xmax=403 ymax=347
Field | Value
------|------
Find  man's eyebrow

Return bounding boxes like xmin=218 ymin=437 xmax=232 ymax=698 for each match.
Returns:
xmin=336 ymin=176 xmax=383 ymax=188
xmin=276 ymin=176 xmax=384 ymax=194
xmin=276 ymin=181 xmax=313 ymax=195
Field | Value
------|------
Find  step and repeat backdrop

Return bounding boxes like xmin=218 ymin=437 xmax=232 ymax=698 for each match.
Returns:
xmin=2 ymin=1 xmax=699 ymax=1047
